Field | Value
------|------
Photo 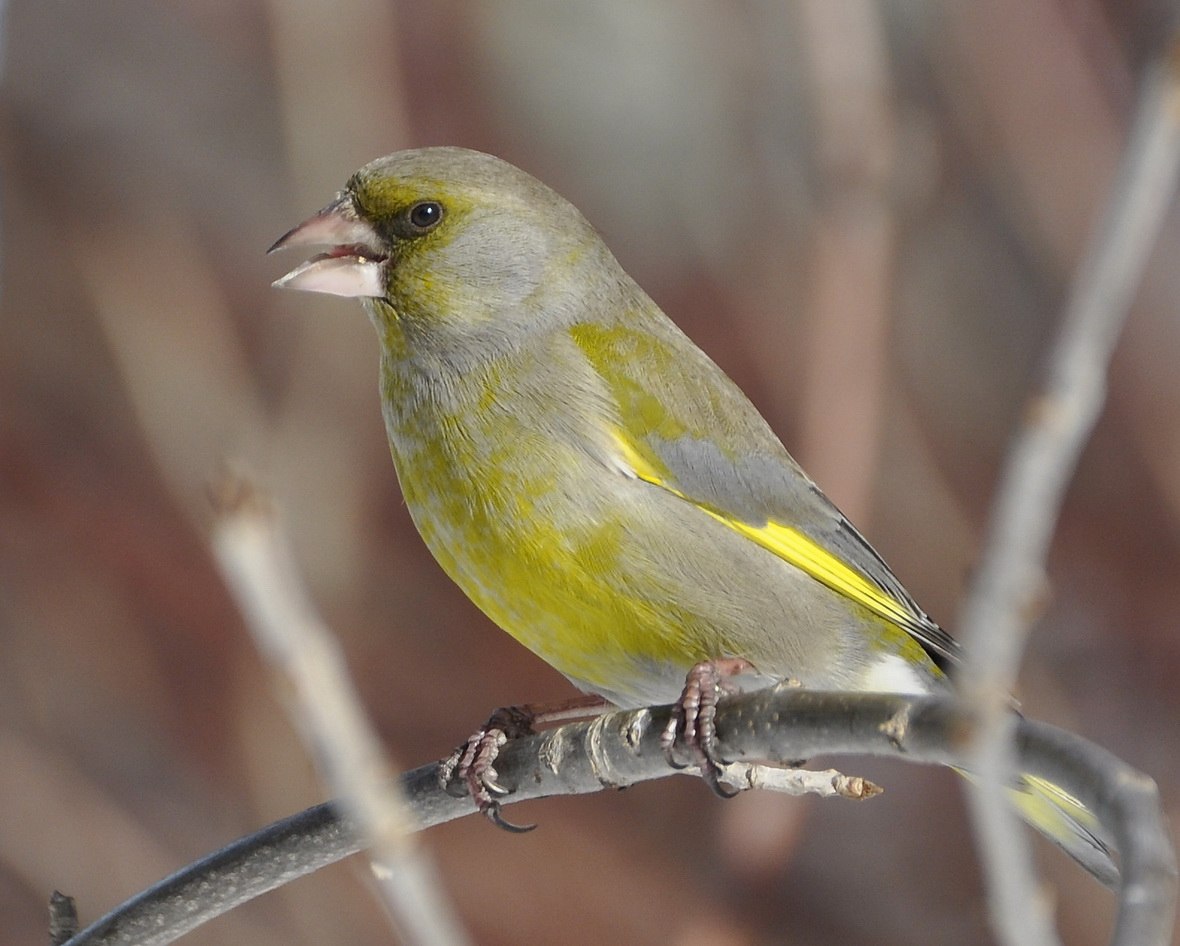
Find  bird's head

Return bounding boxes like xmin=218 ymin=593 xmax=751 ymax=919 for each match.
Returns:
xmin=270 ymin=147 xmax=608 ymax=336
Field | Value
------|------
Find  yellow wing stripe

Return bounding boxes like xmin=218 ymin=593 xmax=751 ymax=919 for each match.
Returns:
xmin=613 ymin=432 xmax=918 ymax=632
xmin=711 ymin=516 xmax=917 ymax=630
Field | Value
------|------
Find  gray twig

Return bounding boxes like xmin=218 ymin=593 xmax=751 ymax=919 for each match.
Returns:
xmin=208 ymin=471 xmax=472 ymax=946
xmin=58 ymin=688 xmax=1175 ymax=946
xmin=956 ymin=33 xmax=1180 ymax=946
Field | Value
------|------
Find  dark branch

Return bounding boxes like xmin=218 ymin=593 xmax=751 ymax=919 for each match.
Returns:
xmin=58 ymin=689 xmax=1177 ymax=946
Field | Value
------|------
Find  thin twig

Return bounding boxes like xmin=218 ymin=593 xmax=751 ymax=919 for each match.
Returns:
xmin=58 ymin=688 xmax=1175 ymax=946
xmin=208 ymin=469 xmax=472 ymax=946
xmin=49 ymin=891 xmax=79 ymax=946
xmin=957 ymin=35 xmax=1180 ymax=946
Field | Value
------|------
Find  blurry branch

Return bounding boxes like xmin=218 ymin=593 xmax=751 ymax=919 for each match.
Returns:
xmin=207 ymin=471 xmax=472 ymax=946
xmin=957 ymin=30 xmax=1180 ymax=946
xmin=58 ymin=688 xmax=1173 ymax=946
xmin=795 ymin=0 xmax=896 ymax=519
xmin=78 ymin=218 xmax=270 ymax=520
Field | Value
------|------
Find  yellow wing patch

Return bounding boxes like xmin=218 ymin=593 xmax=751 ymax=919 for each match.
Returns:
xmin=611 ymin=431 xmax=922 ymax=635
xmin=720 ymin=517 xmax=922 ymax=631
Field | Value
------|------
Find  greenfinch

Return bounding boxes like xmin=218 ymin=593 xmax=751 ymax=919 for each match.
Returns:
xmin=271 ymin=146 xmax=1114 ymax=883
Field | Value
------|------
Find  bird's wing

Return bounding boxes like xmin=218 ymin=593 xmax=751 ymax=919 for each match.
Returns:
xmin=570 ymin=316 xmax=961 ymax=665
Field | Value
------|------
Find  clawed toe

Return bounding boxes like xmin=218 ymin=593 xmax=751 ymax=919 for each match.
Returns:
xmin=438 ymin=726 xmax=515 ymax=822
xmin=485 ymin=802 xmax=536 ymax=833
xmin=662 ymin=658 xmax=754 ymax=796
xmin=438 ymin=696 xmax=608 ymax=829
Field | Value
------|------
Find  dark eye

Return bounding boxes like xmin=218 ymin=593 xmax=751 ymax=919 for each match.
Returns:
xmin=407 ymin=201 xmax=443 ymax=233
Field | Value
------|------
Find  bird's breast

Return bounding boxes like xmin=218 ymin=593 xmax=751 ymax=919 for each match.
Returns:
xmin=375 ymin=344 xmax=652 ymax=678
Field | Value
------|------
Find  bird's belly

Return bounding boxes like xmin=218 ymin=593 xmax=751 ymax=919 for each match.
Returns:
xmin=381 ymin=368 xmax=942 ymax=707
xmin=396 ymin=457 xmax=697 ymax=702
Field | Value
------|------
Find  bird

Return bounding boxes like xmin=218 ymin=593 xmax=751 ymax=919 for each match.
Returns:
xmin=270 ymin=145 xmax=1114 ymax=884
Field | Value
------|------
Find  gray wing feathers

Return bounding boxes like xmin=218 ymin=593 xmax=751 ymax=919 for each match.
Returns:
xmin=615 ymin=305 xmax=961 ymax=664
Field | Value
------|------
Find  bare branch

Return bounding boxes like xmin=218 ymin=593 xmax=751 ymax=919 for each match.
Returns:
xmin=208 ymin=470 xmax=471 ymax=946
xmin=59 ymin=688 xmax=1175 ymax=946
xmin=956 ymin=30 xmax=1180 ymax=946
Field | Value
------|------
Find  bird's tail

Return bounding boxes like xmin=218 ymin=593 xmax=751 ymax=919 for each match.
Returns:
xmin=957 ymin=767 xmax=1118 ymax=886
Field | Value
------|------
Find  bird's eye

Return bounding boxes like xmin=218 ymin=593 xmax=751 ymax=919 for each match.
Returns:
xmin=407 ymin=201 xmax=443 ymax=233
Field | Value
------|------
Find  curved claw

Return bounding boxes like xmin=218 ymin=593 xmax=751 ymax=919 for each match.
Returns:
xmin=481 ymin=773 xmax=511 ymax=797
xmin=486 ymin=802 xmax=537 ymax=834
xmin=701 ymin=765 xmax=741 ymax=799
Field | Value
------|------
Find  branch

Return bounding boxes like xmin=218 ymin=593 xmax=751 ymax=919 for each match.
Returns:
xmin=208 ymin=472 xmax=471 ymax=946
xmin=957 ymin=29 xmax=1180 ymax=946
xmin=58 ymin=688 xmax=1175 ymax=946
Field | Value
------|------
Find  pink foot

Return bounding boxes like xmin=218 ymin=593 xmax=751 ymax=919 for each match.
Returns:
xmin=661 ymin=658 xmax=754 ymax=797
xmin=438 ymin=695 xmax=609 ymax=830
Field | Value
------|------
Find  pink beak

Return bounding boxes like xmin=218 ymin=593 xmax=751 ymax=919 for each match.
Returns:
xmin=269 ymin=194 xmax=387 ymax=298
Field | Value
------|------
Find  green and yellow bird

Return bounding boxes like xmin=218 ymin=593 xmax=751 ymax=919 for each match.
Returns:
xmin=271 ymin=146 xmax=1114 ymax=883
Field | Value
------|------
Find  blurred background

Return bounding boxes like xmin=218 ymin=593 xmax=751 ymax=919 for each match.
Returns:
xmin=2 ymin=1 xmax=1179 ymax=943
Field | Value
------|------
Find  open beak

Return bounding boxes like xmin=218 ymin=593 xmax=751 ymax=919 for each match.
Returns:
xmin=269 ymin=193 xmax=386 ymax=298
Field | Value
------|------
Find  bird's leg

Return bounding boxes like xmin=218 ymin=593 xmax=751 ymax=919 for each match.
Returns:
xmin=438 ymin=693 xmax=610 ymax=831
xmin=662 ymin=658 xmax=755 ymax=798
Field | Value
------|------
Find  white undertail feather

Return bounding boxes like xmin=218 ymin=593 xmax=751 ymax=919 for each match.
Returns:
xmin=860 ymin=654 xmax=932 ymax=695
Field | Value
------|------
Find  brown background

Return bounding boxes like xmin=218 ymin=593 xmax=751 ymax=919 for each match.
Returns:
xmin=2 ymin=2 xmax=1178 ymax=944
